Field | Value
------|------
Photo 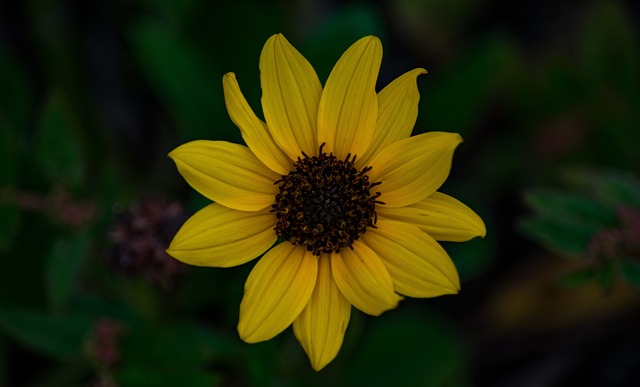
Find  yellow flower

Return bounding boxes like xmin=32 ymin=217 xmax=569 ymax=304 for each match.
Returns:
xmin=167 ymin=34 xmax=486 ymax=371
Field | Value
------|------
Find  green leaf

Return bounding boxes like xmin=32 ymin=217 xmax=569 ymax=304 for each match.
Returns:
xmin=35 ymin=93 xmax=85 ymax=187
xmin=346 ymin=310 xmax=468 ymax=387
xmin=46 ymin=233 xmax=91 ymax=311
xmin=128 ymin=20 xmax=229 ymax=142
xmin=519 ymin=217 xmax=597 ymax=255
xmin=562 ymin=168 xmax=640 ymax=209
xmin=619 ymin=260 xmax=640 ymax=288
xmin=523 ymin=189 xmax=618 ymax=228
xmin=0 ymin=309 xmax=92 ymax=360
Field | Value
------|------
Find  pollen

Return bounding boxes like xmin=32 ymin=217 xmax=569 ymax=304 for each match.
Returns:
xmin=272 ymin=145 xmax=382 ymax=255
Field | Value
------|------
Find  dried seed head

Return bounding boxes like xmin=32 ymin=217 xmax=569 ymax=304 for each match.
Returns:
xmin=106 ymin=196 xmax=188 ymax=288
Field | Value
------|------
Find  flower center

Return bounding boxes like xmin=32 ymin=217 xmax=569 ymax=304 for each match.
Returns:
xmin=272 ymin=145 xmax=382 ymax=256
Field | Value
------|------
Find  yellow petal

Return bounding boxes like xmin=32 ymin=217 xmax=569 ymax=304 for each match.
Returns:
xmin=169 ymin=140 xmax=280 ymax=211
xmin=377 ymin=192 xmax=486 ymax=242
xmin=293 ymin=256 xmax=351 ymax=371
xmin=238 ymin=243 xmax=317 ymax=343
xmin=166 ymin=203 xmax=277 ymax=268
xmin=368 ymin=132 xmax=462 ymax=207
xmin=223 ymin=72 xmax=292 ymax=175
xmin=317 ymin=36 xmax=381 ymax=159
xmin=260 ymin=34 xmax=322 ymax=159
xmin=357 ymin=68 xmax=427 ymax=168
xmin=361 ymin=220 xmax=460 ymax=297
xmin=331 ymin=241 xmax=400 ymax=316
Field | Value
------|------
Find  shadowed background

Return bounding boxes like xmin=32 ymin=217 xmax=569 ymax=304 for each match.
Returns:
xmin=1 ymin=0 xmax=640 ymax=386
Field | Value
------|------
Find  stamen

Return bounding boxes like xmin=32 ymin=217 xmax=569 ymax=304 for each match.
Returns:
xmin=271 ymin=146 xmax=382 ymax=255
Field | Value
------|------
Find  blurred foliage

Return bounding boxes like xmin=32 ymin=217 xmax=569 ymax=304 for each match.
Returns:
xmin=0 ymin=0 xmax=639 ymax=385
xmin=128 ymin=19 xmax=226 ymax=143
xmin=520 ymin=168 xmax=640 ymax=291
xmin=36 ymin=92 xmax=86 ymax=189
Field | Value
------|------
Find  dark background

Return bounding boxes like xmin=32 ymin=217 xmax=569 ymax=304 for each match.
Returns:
xmin=1 ymin=0 xmax=639 ymax=386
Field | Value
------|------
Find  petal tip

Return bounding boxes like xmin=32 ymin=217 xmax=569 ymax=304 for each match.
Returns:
xmin=478 ymin=222 xmax=487 ymax=238
xmin=440 ymin=281 xmax=461 ymax=295
xmin=163 ymin=247 xmax=187 ymax=265
xmin=237 ymin=328 xmax=257 ymax=344
xmin=311 ymin=360 xmax=330 ymax=372
xmin=238 ymin=321 xmax=263 ymax=344
xmin=446 ymin=132 xmax=464 ymax=149
xmin=367 ymin=35 xmax=382 ymax=50
xmin=416 ymin=67 xmax=428 ymax=75
xmin=354 ymin=35 xmax=382 ymax=53
xmin=267 ymin=33 xmax=288 ymax=47
xmin=167 ymin=142 xmax=192 ymax=160
xmin=468 ymin=208 xmax=487 ymax=239
xmin=452 ymin=276 xmax=461 ymax=293
xmin=367 ymin=296 xmax=400 ymax=317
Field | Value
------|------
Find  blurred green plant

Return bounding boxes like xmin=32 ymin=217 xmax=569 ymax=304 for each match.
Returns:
xmin=520 ymin=168 xmax=640 ymax=292
xmin=128 ymin=20 xmax=227 ymax=143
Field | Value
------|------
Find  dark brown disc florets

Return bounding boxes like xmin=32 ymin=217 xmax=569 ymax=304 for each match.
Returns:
xmin=272 ymin=145 xmax=382 ymax=255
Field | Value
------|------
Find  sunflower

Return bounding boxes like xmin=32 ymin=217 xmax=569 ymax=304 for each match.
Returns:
xmin=167 ymin=34 xmax=486 ymax=371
